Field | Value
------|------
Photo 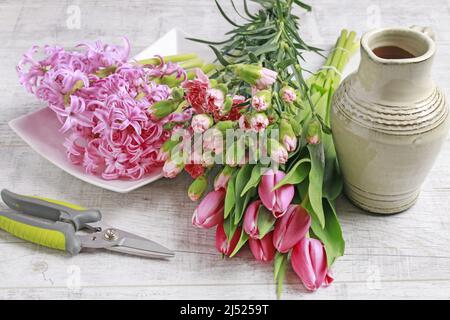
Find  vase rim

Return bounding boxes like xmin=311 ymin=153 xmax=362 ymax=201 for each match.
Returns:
xmin=361 ymin=27 xmax=435 ymax=65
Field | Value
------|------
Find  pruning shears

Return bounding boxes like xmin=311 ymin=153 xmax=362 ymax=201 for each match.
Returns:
xmin=0 ymin=189 xmax=174 ymax=259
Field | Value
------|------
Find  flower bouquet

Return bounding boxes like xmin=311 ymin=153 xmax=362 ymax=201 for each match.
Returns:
xmin=158 ymin=0 xmax=358 ymax=295
xmin=16 ymin=0 xmax=358 ymax=296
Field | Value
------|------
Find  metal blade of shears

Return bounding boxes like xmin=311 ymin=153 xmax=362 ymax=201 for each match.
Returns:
xmin=79 ymin=226 xmax=175 ymax=259
xmin=108 ymin=235 xmax=175 ymax=259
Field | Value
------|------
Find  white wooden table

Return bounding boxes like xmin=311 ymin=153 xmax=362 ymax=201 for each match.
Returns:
xmin=1 ymin=0 xmax=450 ymax=299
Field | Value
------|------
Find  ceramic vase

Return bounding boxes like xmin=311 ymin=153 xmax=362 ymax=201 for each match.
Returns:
xmin=331 ymin=26 xmax=450 ymax=214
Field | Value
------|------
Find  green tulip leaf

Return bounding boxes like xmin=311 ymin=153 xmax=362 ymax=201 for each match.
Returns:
xmin=307 ymin=143 xmax=325 ymax=228
xmin=273 ymin=158 xmax=311 ymax=190
xmin=322 ymin=133 xmax=343 ymax=201
xmin=229 ymin=229 xmax=249 ymax=258
xmin=273 ymin=252 xmax=287 ymax=299
xmin=309 ymin=198 xmax=345 ymax=266
xmin=241 ymin=164 xmax=265 ymax=196
xmin=257 ymin=206 xmax=276 ymax=239
xmin=224 ymin=172 xmax=237 ymax=219
xmin=234 ymin=164 xmax=255 ymax=224
xmin=223 ymin=215 xmax=239 ymax=242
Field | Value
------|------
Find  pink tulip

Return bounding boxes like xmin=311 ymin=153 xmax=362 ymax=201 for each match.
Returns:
xmin=258 ymin=169 xmax=294 ymax=217
xmin=215 ymin=223 xmax=241 ymax=256
xmin=324 ymin=270 xmax=334 ymax=287
xmin=192 ymin=190 xmax=225 ymax=229
xmin=291 ymin=237 xmax=329 ymax=291
xmin=249 ymin=232 xmax=276 ymax=262
xmin=214 ymin=166 xmax=234 ymax=191
xmin=243 ymin=200 xmax=262 ymax=239
xmin=273 ymin=205 xmax=311 ymax=253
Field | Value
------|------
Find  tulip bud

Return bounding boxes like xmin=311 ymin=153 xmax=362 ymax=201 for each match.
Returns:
xmin=273 ymin=205 xmax=311 ymax=253
xmin=149 ymin=100 xmax=178 ymax=120
xmin=324 ymin=270 xmax=334 ymax=287
xmin=251 ymin=90 xmax=271 ymax=111
xmin=258 ymin=169 xmax=294 ymax=217
xmin=243 ymin=200 xmax=276 ymax=239
xmin=306 ymin=118 xmax=321 ymax=145
xmin=249 ymin=231 xmax=276 ymax=262
xmin=249 ymin=112 xmax=269 ymax=133
xmin=191 ymin=114 xmax=213 ymax=134
xmin=214 ymin=165 xmax=234 ymax=191
xmin=232 ymin=64 xmax=277 ymax=89
xmin=192 ymin=189 xmax=225 ymax=229
xmin=215 ymin=223 xmax=241 ymax=256
xmin=291 ymin=237 xmax=329 ymax=291
xmin=188 ymin=175 xmax=208 ymax=201
xmin=279 ymin=86 xmax=297 ymax=103
xmin=280 ymin=119 xmax=297 ymax=152
xmin=268 ymin=139 xmax=288 ymax=164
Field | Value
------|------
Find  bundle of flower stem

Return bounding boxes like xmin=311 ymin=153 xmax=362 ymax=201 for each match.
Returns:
xmin=306 ymin=29 xmax=359 ymax=126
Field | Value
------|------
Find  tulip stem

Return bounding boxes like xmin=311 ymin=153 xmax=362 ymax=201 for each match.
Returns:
xmin=137 ymin=53 xmax=199 ymax=65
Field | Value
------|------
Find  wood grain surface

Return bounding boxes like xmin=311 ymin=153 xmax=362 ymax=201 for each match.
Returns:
xmin=0 ymin=0 xmax=449 ymax=299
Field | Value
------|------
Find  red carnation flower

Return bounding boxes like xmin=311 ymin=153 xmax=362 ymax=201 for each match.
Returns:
xmin=185 ymin=164 xmax=205 ymax=179
xmin=183 ymin=80 xmax=209 ymax=114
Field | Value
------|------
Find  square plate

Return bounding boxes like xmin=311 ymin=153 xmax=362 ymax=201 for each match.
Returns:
xmin=9 ymin=28 xmax=213 ymax=193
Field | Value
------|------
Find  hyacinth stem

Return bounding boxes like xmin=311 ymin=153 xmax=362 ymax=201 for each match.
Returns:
xmin=137 ymin=53 xmax=199 ymax=65
xmin=179 ymin=58 xmax=204 ymax=69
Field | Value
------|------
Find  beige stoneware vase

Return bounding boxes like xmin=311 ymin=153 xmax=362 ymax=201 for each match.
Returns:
xmin=331 ymin=26 xmax=450 ymax=214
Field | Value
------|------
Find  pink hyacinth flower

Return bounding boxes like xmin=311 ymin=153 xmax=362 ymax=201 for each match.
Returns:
xmin=258 ymin=169 xmax=294 ymax=217
xmin=192 ymin=189 xmax=225 ymax=229
xmin=291 ymin=237 xmax=329 ymax=291
xmin=273 ymin=204 xmax=311 ymax=253
xmin=57 ymin=96 xmax=93 ymax=133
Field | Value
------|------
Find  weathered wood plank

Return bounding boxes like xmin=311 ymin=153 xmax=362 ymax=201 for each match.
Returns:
xmin=1 ymin=0 xmax=450 ymax=299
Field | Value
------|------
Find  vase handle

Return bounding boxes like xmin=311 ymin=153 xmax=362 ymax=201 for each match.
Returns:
xmin=410 ymin=25 xmax=436 ymax=41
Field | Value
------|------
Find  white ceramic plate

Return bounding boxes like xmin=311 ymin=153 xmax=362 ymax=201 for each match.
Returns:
xmin=9 ymin=28 xmax=213 ymax=193
xmin=10 ymin=29 xmax=359 ymax=193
